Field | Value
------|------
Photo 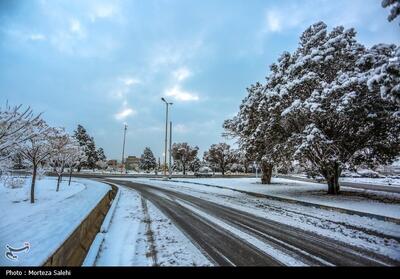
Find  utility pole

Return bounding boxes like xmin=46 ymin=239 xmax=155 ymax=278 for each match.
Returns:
xmin=161 ymin=98 xmax=173 ymax=177
xmin=121 ymin=124 xmax=127 ymax=174
xmin=169 ymin=121 xmax=172 ymax=179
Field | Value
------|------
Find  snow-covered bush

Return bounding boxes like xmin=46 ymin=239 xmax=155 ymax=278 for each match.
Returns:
xmin=3 ymin=176 xmax=26 ymax=189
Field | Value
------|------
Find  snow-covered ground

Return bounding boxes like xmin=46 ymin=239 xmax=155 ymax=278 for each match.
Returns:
xmin=144 ymin=177 xmax=400 ymax=219
xmin=94 ymin=187 xmax=150 ymax=266
xmin=108 ymin=177 xmax=400 ymax=261
xmin=340 ymin=177 xmax=400 ymax=187
xmin=94 ymin=185 xmax=211 ymax=266
xmin=0 ymin=176 xmax=110 ymax=266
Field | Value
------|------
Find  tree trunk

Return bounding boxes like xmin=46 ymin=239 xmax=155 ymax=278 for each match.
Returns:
xmin=326 ymin=163 xmax=341 ymax=195
xmin=183 ymin=163 xmax=186 ymax=175
xmin=221 ymin=167 xmax=225 ymax=176
xmin=68 ymin=168 xmax=72 ymax=186
xmin=30 ymin=164 xmax=38 ymax=203
xmin=261 ymin=162 xmax=273 ymax=184
xmin=56 ymin=175 xmax=61 ymax=192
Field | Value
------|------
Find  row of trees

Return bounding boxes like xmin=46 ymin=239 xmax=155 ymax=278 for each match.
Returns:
xmin=223 ymin=21 xmax=400 ymax=195
xmin=137 ymin=142 xmax=254 ymax=175
xmin=0 ymin=104 xmax=107 ymax=203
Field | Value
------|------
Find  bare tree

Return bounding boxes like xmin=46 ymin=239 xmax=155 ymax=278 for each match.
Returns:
xmin=0 ymin=104 xmax=41 ymax=174
xmin=171 ymin=142 xmax=199 ymax=175
xmin=204 ymin=143 xmax=235 ymax=176
xmin=17 ymin=119 xmax=53 ymax=203
xmin=65 ymin=139 xmax=86 ymax=186
xmin=49 ymin=129 xmax=71 ymax=192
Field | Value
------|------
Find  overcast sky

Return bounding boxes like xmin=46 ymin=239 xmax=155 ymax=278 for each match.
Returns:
xmin=1 ymin=0 xmax=399 ymax=160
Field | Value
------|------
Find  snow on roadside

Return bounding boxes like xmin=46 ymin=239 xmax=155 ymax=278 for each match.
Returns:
xmin=340 ymin=177 xmax=400 ymax=187
xmin=95 ymin=185 xmax=212 ymax=266
xmin=94 ymin=187 xmax=151 ymax=266
xmin=0 ymin=177 xmax=110 ymax=266
xmin=146 ymin=200 xmax=212 ymax=266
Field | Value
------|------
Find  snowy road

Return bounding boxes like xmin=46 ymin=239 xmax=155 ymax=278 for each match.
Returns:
xmin=105 ymin=179 xmax=400 ymax=266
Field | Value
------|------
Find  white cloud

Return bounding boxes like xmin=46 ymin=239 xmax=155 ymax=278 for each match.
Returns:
xmin=120 ymin=77 xmax=141 ymax=86
xmin=114 ymin=107 xmax=136 ymax=121
xmin=265 ymin=11 xmax=282 ymax=32
xmin=90 ymin=4 xmax=118 ymax=22
xmin=69 ymin=18 xmax=86 ymax=38
xmin=165 ymin=86 xmax=199 ymax=102
xmin=173 ymin=67 xmax=192 ymax=81
xmin=29 ymin=33 xmax=46 ymax=41
xmin=174 ymin=124 xmax=189 ymax=133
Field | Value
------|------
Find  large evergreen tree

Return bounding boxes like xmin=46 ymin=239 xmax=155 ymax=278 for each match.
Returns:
xmin=73 ymin=125 xmax=98 ymax=171
xmin=225 ymin=22 xmax=400 ymax=194
xmin=139 ymin=147 xmax=157 ymax=171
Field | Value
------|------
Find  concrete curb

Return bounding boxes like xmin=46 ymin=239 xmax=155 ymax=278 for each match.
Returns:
xmin=163 ymin=179 xmax=400 ymax=225
xmin=101 ymin=186 xmax=121 ymax=233
xmin=81 ymin=182 xmax=121 ymax=266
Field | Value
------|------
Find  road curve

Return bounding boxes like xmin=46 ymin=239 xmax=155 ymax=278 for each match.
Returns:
xmin=105 ymin=179 xmax=399 ymax=266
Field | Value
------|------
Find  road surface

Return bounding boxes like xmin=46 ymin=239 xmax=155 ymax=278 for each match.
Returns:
xmin=105 ymin=179 xmax=399 ymax=266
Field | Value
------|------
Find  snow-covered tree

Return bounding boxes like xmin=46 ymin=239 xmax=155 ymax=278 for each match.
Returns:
xmin=96 ymin=147 xmax=106 ymax=162
xmin=189 ymin=156 xmax=202 ymax=172
xmin=95 ymin=147 xmax=107 ymax=171
xmin=49 ymin=128 xmax=71 ymax=191
xmin=171 ymin=142 xmax=199 ymax=175
xmin=363 ymin=44 xmax=400 ymax=108
xmin=17 ymin=119 xmax=53 ymax=203
xmin=73 ymin=125 xmax=98 ymax=171
xmin=0 ymin=104 xmax=41 ymax=174
xmin=65 ymin=139 xmax=86 ymax=186
xmin=382 ymin=0 xmax=400 ymax=24
xmin=203 ymin=143 xmax=235 ymax=175
xmin=225 ymin=22 xmax=400 ymax=194
xmin=224 ymin=80 xmax=291 ymax=183
xmin=139 ymin=147 xmax=157 ymax=171
xmin=230 ymin=163 xmax=244 ymax=173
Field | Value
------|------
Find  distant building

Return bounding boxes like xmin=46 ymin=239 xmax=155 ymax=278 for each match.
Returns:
xmin=107 ymin=160 xmax=118 ymax=168
xmin=125 ymin=156 xmax=140 ymax=170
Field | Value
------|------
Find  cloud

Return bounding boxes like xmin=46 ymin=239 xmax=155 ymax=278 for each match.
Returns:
xmin=69 ymin=18 xmax=85 ymax=38
xmin=29 ymin=33 xmax=46 ymax=41
xmin=120 ymin=77 xmax=141 ymax=86
xmin=173 ymin=67 xmax=192 ymax=81
xmin=263 ymin=8 xmax=306 ymax=34
xmin=174 ymin=124 xmax=189 ymax=133
xmin=165 ymin=86 xmax=199 ymax=102
xmin=89 ymin=2 xmax=118 ymax=22
xmin=114 ymin=107 xmax=136 ymax=121
xmin=265 ymin=11 xmax=282 ymax=32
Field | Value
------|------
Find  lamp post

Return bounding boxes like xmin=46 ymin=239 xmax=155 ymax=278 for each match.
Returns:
xmin=169 ymin=121 xmax=172 ymax=179
xmin=161 ymin=98 xmax=173 ymax=177
xmin=121 ymin=124 xmax=127 ymax=174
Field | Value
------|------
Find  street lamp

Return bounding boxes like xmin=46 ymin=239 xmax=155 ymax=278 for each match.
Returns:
xmin=121 ymin=124 xmax=127 ymax=174
xmin=161 ymin=98 xmax=173 ymax=177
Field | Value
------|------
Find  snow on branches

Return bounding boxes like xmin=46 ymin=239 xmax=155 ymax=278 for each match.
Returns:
xmin=382 ymin=0 xmax=400 ymax=24
xmin=0 ymin=104 xmax=41 ymax=171
xmin=171 ymin=142 xmax=199 ymax=175
xmin=224 ymin=21 xmax=400 ymax=194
